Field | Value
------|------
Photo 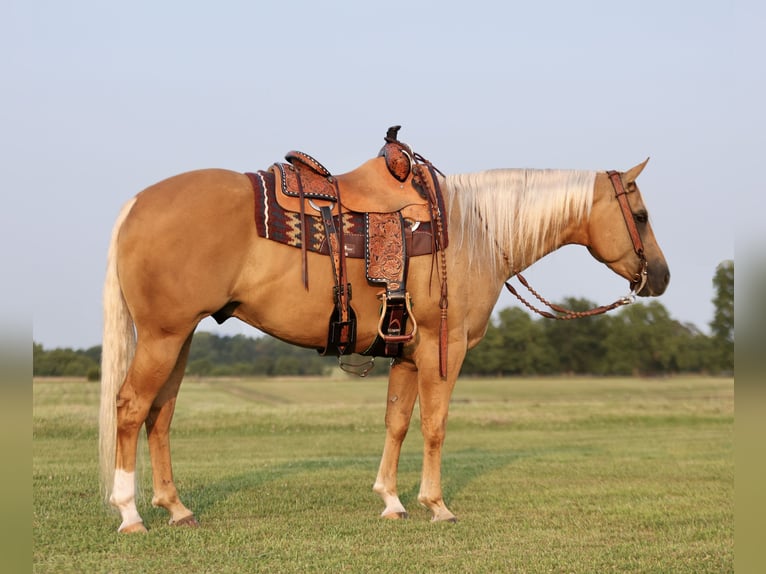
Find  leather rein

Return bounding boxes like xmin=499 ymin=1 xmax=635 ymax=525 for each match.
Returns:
xmin=503 ymin=170 xmax=648 ymax=320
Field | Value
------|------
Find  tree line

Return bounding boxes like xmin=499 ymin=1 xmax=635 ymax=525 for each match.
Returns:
xmin=32 ymin=334 xmax=333 ymax=380
xmin=34 ymin=261 xmax=733 ymax=379
xmin=461 ymin=298 xmax=726 ymax=376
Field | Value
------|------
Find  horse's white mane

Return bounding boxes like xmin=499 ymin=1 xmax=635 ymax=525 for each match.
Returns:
xmin=444 ymin=169 xmax=596 ymax=274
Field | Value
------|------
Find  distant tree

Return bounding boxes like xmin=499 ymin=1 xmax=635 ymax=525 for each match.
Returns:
xmin=83 ymin=345 xmax=101 ymax=365
xmin=541 ymin=298 xmax=610 ymax=374
xmin=272 ymin=355 xmax=302 ymax=376
xmin=184 ymin=331 xmax=332 ymax=376
xmin=187 ymin=357 xmax=214 ymax=376
xmin=673 ymin=322 xmax=716 ymax=373
xmin=33 ymin=342 xmax=99 ymax=377
xmin=462 ymin=319 xmax=505 ymax=376
xmin=605 ymin=301 xmax=687 ymax=375
xmin=495 ymin=307 xmax=554 ymax=375
xmin=710 ymin=260 xmax=734 ymax=372
xmin=463 ymin=307 xmax=556 ymax=376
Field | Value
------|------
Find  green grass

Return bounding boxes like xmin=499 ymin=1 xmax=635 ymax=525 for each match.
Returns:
xmin=33 ymin=375 xmax=733 ymax=573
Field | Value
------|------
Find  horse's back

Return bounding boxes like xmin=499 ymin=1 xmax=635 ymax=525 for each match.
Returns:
xmin=129 ymin=168 xmax=252 ymax=217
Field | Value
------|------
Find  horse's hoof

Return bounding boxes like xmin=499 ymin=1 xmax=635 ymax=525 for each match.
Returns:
xmin=118 ymin=521 xmax=148 ymax=534
xmin=170 ymin=514 xmax=199 ymax=527
xmin=381 ymin=511 xmax=409 ymax=520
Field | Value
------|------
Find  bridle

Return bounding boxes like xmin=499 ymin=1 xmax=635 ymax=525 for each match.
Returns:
xmin=607 ymin=169 xmax=649 ymax=295
xmin=503 ymin=170 xmax=648 ymax=320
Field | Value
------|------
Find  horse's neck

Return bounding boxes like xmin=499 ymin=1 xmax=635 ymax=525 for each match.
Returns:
xmin=509 ymin=217 xmax=587 ymax=272
xmin=442 ymin=183 xmax=509 ymax=290
xmin=444 ymin=169 xmax=594 ymax=281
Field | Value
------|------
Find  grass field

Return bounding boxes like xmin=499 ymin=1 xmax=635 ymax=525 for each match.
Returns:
xmin=33 ymin=375 xmax=733 ymax=573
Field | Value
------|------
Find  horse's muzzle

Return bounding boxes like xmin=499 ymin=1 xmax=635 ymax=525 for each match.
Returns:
xmin=637 ymin=261 xmax=670 ymax=297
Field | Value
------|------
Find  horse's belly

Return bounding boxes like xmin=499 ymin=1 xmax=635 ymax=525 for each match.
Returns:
xmin=231 ymin=250 xmax=383 ymax=352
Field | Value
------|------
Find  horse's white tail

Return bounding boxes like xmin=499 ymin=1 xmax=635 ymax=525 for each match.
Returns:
xmin=99 ymin=198 xmax=138 ymax=503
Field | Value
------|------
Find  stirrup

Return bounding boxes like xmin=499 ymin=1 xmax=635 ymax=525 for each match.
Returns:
xmin=377 ymin=292 xmax=417 ymax=343
xmin=339 ymin=354 xmax=376 ymax=377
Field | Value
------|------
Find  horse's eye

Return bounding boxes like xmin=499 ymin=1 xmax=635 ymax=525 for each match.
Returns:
xmin=634 ymin=212 xmax=648 ymax=224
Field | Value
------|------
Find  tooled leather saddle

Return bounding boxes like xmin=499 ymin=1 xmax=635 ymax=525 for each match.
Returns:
xmin=246 ymin=126 xmax=448 ymax=374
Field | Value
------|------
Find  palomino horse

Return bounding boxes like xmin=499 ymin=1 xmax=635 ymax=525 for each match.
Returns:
xmin=99 ymin=137 xmax=669 ymax=532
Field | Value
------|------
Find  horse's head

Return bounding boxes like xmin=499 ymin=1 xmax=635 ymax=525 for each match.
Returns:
xmin=586 ymin=159 xmax=670 ymax=296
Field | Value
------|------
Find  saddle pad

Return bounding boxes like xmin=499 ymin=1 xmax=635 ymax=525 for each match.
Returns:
xmin=247 ymin=170 xmax=441 ymax=258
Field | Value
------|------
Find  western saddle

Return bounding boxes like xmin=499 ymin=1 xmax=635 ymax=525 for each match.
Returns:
xmin=246 ymin=126 xmax=449 ymax=376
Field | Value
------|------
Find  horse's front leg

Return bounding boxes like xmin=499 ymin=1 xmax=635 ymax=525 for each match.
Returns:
xmin=372 ymin=359 xmax=419 ymax=519
xmin=415 ymin=343 xmax=465 ymax=522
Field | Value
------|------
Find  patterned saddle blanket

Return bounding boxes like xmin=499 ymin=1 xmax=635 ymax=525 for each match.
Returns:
xmin=247 ymin=168 xmax=442 ymax=260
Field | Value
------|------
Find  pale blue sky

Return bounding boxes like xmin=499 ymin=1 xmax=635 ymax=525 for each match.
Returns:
xmin=3 ymin=1 xmax=758 ymax=349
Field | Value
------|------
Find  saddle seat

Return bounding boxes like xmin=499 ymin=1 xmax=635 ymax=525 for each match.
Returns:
xmin=273 ymin=152 xmax=432 ymax=221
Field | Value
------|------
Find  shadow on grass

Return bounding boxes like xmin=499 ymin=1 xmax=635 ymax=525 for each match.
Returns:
xmin=177 ymin=447 xmax=552 ymax=522
xmin=180 ymin=456 xmax=376 ymax=520
xmin=398 ymin=448 xmax=529 ymax=511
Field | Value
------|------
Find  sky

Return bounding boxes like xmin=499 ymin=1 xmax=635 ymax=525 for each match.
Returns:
xmin=3 ymin=0 xmax=760 ymax=350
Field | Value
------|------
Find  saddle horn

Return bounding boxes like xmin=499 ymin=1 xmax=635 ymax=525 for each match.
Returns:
xmin=385 ymin=125 xmax=402 ymax=143
xmin=380 ymin=125 xmax=412 ymax=182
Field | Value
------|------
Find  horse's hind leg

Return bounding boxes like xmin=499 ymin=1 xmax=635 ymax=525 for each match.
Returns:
xmin=111 ymin=333 xmax=190 ymax=533
xmin=145 ymin=333 xmax=198 ymax=526
xmin=373 ymin=360 xmax=419 ymax=519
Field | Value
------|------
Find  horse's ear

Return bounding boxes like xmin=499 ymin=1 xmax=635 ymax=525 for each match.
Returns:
xmin=624 ymin=157 xmax=650 ymax=183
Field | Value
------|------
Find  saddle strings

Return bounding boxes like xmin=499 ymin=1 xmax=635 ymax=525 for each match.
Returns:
xmin=412 ymin=160 xmax=450 ymax=377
